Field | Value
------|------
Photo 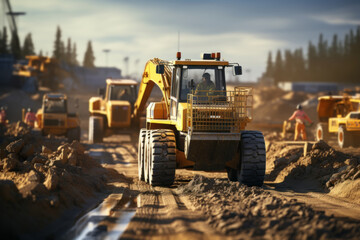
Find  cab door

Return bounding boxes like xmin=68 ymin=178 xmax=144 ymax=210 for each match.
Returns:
xmin=170 ymin=67 xmax=181 ymax=120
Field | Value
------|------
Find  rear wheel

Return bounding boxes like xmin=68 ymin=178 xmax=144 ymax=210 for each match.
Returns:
xmin=148 ymin=129 xmax=176 ymax=186
xmin=67 ymin=126 xmax=80 ymax=142
xmin=237 ymin=131 xmax=266 ymax=187
xmin=138 ymin=128 xmax=146 ymax=181
xmin=338 ymin=126 xmax=352 ymax=148
xmin=89 ymin=116 xmax=103 ymax=143
xmin=316 ymin=123 xmax=329 ymax=142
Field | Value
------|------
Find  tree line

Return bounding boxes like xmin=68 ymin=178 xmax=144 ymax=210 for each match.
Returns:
xmin=0 ymin=26 xmax=95 ymax=68
xmin=263 ymin=26 xmax=360 ymax=85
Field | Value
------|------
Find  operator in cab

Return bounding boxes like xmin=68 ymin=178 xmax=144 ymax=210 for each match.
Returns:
xmin=119 ymin=89 xmax=132 ymax=102
xmin=195 ymin=73 xmax=215 ymax=95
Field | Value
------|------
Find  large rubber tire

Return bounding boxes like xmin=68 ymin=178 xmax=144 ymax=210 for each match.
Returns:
xmin=144 ymin=130 xmax=151 ymax=183
xmin=338 ymin=126 xmax=353 ymax=148
xmin=316 ymin=123 xmax=329 ymax=142
xmin=67 ymin=126 xmax=81 ymax=142
xmin=138 ymin=128 xmax=146 ymax=181
xmin=89 ymin=116 xmax=103 ymax=143
xmin=237 ymin=131 xmax=266 ymax=187
xmin=148 ymin=129 xmax=176 ymax=186
xmin=226 ymin=168 xmax=237 ymax=182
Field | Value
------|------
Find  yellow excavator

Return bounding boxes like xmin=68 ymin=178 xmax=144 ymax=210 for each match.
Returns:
xmin=134 ymin=52 xmax=266 ymax=187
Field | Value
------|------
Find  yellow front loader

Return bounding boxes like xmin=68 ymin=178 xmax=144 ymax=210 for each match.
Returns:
xmin=134 ymin=52 xmax=266 ymax=187
xmin=316 ymin=95 xmax=360 ymax=148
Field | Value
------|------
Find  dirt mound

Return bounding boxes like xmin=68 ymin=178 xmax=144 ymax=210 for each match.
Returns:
xmin=266 ymin=141 xmax=360 ymax=201
xmin=0 ymin=123 xmax=110 ymax=238
xmin=177 ymin=175 xmax=360 ymax=239
xmin=253 ymin=87 xmax=314 ymax=123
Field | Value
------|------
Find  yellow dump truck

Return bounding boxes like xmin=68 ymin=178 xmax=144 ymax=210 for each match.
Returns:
xmin=134 ymin=52 xmax=266 ymax=187
xmin=88 ymin=79 xmax=138 ymax=143
xmin=316 ymin=95 xmax=360 ymax=148
xmin=36 ymin=93 xmax=80 ymax=141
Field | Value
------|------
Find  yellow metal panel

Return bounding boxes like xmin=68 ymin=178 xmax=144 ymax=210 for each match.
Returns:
xmin=133 ymin=58 xmax=172 ymax=120
xmin=187 ymin=87 xmax=253 ymax=133
xmin=172 ymin=60 xmax=229 ymax=66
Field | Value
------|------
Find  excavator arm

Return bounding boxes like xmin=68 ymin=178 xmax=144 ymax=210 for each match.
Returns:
xmin=133 ymin=58 xmax=172 ymax=119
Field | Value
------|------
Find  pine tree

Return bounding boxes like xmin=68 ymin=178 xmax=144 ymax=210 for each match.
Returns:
xmin=53 ymin=26 xmax=65 ymax=61
xmin=293 ymin=49 xmax=305 ymax=82
xmin=65 ymin=38 xmax=72 ymax=65
xmin=22 ymin=33 xmax=35 ymax=56
xmin=0 ymin=27 xmax=8 ymax=54
xmin=83 ymin=40 xmax=95 ymax=68
xmin=71 ymin=43 xmax=78 ymax=66
xmin=265 ymin=51 xmax=274 ymax=77
xmin=284 ymin=49 xmax=293 ymax=82
xmin=10 ymin=31 xmax=22 ymax=59
xmin=273 ymin=50 xmax=284 ymax=84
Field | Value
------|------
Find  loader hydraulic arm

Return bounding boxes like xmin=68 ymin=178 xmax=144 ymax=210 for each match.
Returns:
xmin=133 ymin=58 xmax=172 ymax=119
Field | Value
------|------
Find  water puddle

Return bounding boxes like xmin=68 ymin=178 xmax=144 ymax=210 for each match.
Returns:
xmin=66 ymin=195 xmax=138 ymax=240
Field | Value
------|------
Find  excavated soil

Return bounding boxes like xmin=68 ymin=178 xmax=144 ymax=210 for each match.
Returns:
xmin=0 ymin=122 xmax=116 ymax=238
xmin=265 ymin=140 xmax=360 ymax=203
xmin=177 ymin=175 xmax=360 ymax=239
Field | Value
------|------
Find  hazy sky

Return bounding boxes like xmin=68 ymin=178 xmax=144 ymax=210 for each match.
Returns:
xmin=6 ymin=0 xmax=360 ymax=81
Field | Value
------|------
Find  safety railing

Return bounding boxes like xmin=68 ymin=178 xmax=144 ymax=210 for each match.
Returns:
xmin=187 ymin=87 xmax=253 ymax=133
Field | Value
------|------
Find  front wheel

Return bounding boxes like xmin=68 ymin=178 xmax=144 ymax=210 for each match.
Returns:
xmin=237 ymin=131 xmax=266 ymax=187
xmin=89 ymin=116 xmax=103 ymax=143
xmin=316 ymin=123 xmax=329 ymax=142
xmin=338 ymin=126 xmax=352 ymax=148
xmin=148 ymin=129 xmax=176 ymax=186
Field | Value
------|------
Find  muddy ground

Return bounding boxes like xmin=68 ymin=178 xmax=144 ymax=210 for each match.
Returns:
xmin=0 ymin=85 xmax=360 ymax=239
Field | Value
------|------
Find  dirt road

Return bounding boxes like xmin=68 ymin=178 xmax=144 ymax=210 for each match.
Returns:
xmin=64 ymin=134 xmax=360 ymax=239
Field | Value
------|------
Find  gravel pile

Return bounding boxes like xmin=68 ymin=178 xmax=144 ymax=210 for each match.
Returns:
xmin=178 ymin=175 xmax=360 ymax=239
xmin=266 ymin=140 xmax=359 ymax=186
xmin=0 ymin=121 xmax=109 ymax=238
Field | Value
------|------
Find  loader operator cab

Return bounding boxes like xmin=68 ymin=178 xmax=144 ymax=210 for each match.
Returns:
xmin=43 ymin=94 xmax=67 ymax=114
xmin=156 ymin=52 xmax=242 ymax=121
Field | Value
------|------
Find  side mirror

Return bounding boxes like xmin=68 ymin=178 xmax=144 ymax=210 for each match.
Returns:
xmin=156 ymin=65 xmax=165 ymax=74
xmin=233 ymin=66 xmax=242 ymax=76
xmin=98 ymin=88 xmax=105 ymax=98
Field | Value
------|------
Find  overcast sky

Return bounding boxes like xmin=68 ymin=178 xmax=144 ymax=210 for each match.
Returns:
xmin=5 ymin=0 xmax=360 ymax=81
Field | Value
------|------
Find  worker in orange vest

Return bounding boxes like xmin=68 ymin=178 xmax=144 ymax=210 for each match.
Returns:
xmin=288 ymin=104 xmax=312 ymax=141
xmin=24 ymin=108 xmax=37 ymax=128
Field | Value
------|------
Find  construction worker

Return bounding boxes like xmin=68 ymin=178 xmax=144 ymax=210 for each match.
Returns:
xmin=24 ymin=108 xmax=37 ymax=128
xmin=195 ymin=73 xmax=215 ymax=95
xmin=0 ymin=106 xmax=7 ymax=126
xmin=119 ymin=88 xmax=132 ymax=101
xmin=288 ymin=104 xmax=312 ymax=141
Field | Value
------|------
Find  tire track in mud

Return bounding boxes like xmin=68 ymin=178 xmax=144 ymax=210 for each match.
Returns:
xmin=122 ymin=182 xmax=225 ymax=239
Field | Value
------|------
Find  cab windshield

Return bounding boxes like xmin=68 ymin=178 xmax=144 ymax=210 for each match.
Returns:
xmin=44 ymin=99 xmax=66 ymax=113
xmin=178 ymin=66 xmax=226 ymax=101
xmin=109 ymin=85 xmax=137 ymax=102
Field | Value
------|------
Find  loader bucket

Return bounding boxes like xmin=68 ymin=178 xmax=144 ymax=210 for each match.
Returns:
xmin=184 ymin=132 xmax=241 ymax=171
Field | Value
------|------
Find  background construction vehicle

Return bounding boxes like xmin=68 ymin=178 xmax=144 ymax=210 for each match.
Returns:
xmin=315 ymin=95 xmax=360 ymax=148
xmin=135 ymin=52 xmax=266 ymax=187
xmin=36 ymin=93 xmax=80 ymax=141
xmin=88 ymin=79 xmax=138 ymax=143
xmin=13 ymin=55 xmax=61 ymax=90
